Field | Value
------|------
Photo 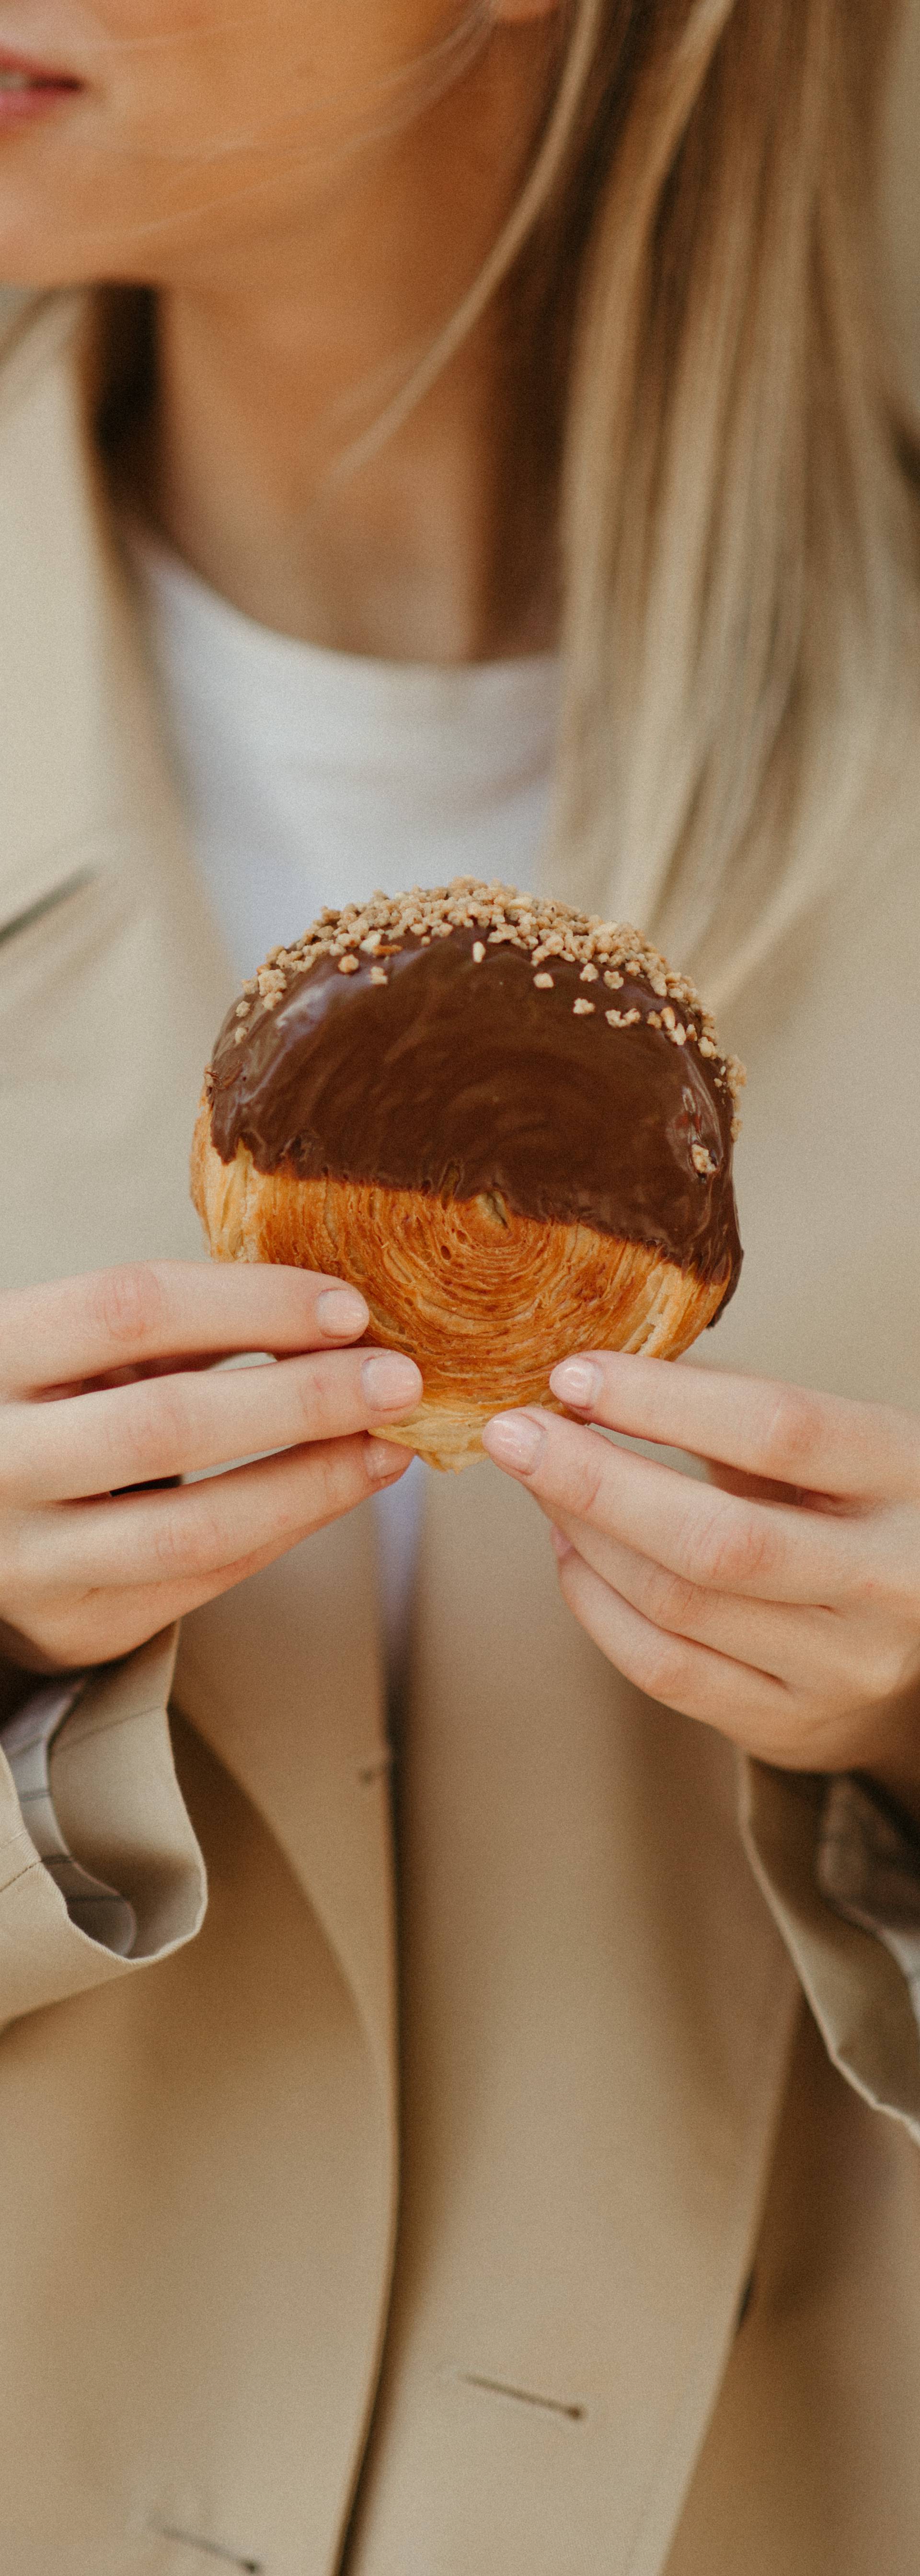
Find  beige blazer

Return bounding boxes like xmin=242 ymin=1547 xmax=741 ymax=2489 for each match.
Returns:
xmin=0 ymin=290 xmax=919 ymax=2576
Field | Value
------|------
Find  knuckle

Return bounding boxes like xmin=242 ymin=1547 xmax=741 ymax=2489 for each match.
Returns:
xmin=638 ymin=1634 xmax=689 ymax=1704
xmin=289 ymin=1356 xmax=331 ymax=1438
xmin=562 ymin=1444 xmax=607 ymax=1523
xmin=150 ymin=1496 xmax=221 ymax=1580
xmin=875 ymin=1651 xmax=912 ymax=1706
xmin=555 ymin=1542 xmax=581 ymax=1594
xmin=845 ymin=1552 xmax=897 ymax=1614
xmin=0 ymin=1520 xmax=34 ymax=1595
xmin=120 ymin=1377 xmax=182 ymax=1477
xmin=646 ymin=1565 xmax=704 ymax=1634
xmin=760 ymin=1385 xmax=824 ymax=1484
xmin=91 ymin=1263 xmax=167 ymax=1354
xmin=692 ymin=1498 xmax=772 ymax=1591
xmin=305 ymin=1438 xmax=364 ymax=1528
xmin=0 ymin=1425 xmax=23 ymax=1507
xmin=855 ymin=1633 xmax=912 ymax=1703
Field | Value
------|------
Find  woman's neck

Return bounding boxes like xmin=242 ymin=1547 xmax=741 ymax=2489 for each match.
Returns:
xmin=123 ymin=31 xmax=559 ymax=664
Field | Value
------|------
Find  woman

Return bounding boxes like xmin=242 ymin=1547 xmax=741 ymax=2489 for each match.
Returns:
xmin=0 ymin=0 xmax=918 ymax=2567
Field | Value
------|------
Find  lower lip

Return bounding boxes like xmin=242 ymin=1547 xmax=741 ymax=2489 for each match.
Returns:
xmin=0 ymin=76 xmax=81 ymax=129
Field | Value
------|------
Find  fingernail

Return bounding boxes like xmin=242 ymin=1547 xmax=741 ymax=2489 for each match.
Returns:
xmin=550 ymin=1524 xmax=573 ymax=1562
xmin=550 ymin=1357 xmax=601 ymax=1408
xmin=317 ymin=1286 xmax=369 ymax=1337
xmin=361 ymin=1350 xmax=422 ymax=1412
xmin=365 ymin=1436 xmax=412 ymax=1480
xmin=481 ymin=1412 xmax=545 ymax=1473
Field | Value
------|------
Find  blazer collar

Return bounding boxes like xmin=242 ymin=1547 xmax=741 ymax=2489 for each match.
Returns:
xmin=0 ymin=292 xmax=162 ymax=923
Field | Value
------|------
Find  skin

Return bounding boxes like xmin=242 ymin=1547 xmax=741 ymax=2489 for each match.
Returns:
xmin=0 ymin=1262 xmax=421 ymax=1695
xmin=0 ymin=2 xmax=917 ymax=1819
xmin=482 ymin=1359 xmax=920 ymax=1827
xmin=0 ymin=0 xmax=563 ymax=658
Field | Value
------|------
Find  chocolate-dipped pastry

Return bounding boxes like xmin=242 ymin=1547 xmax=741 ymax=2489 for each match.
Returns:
xmin=192 ymin=880 xmax=744 ymax=1470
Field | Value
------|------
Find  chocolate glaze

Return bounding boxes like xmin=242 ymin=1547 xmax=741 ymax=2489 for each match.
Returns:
xmin=208 ymin=929 xmax=742 ymax=1301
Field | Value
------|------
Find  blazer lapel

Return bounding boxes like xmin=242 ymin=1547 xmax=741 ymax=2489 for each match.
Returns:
xmin=0 ymin=292 xmax=184 ymax=926
xmin=0 ymin=293 xmax=231 ymax=1281
xmin=0 ymin=290 xmax=397 ymax=2114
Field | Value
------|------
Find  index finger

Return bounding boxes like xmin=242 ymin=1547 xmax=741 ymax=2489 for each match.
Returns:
xmin=0 ymin=1261 xmax=369 ymax=1396
xmin=548 ymin=1352 xmax=920 ymax=1503
xmin=483 ymin=1406 xmax=853 ymax=1605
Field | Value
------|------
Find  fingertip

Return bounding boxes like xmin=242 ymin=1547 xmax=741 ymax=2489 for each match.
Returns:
xmin=316 ymin=1286 xmax=370 ymax=1340
xmin=549 ymin=1357 xmax=602 ymax=1409
xmin=549 ymin=1523 xmax=574 ymax=1563
xmin=361 ymin=1352 xmax=423 ymax=1412
xmin=365 ymin=1436 xmax=414 ymax=1482
xmin=482 ymin=1411 xmax=545 ymax=1474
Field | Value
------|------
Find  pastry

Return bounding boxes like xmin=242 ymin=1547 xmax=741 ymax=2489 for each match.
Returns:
xmin=192 ymin=880 xmax=744 ymax=1470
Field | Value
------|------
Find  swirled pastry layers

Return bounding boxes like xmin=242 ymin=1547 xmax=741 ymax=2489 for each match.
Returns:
xmin=192 ymin=882 xmax=744 ymax=1470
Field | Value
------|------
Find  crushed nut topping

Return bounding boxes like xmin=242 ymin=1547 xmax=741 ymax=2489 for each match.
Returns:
xmin=226 ymin=877 xmax=743 ymax=1110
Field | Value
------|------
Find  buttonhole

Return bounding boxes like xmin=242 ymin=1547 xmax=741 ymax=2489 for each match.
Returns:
xmin=735 ymin=2269 xmax=756 ymax=2332
xmin=148 ymin=2519 xmax=262 ymax=2572
xmin=358 ymin=1748 xmax=394 ymax=1784
xmin=456 ymin=2370 xmax=586 ymax=2422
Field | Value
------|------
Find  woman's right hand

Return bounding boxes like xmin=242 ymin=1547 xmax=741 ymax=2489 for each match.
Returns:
xmin=0 ymin=1260 xmax=420 ymax=1677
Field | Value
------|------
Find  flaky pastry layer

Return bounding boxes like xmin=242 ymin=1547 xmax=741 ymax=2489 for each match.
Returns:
xmin=192 ymin=1109 xmax=727 ymax=1471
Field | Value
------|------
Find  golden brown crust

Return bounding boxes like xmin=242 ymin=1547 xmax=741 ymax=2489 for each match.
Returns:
xmin=192 ymin=1103 xmax=728 ymax=1472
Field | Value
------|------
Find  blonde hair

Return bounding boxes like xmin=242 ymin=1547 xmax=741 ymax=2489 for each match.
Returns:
xmin=84 ymin=0 xmax=915 ymax=1007
xmin=550 ymin=0 xmax=914 ymax=1000
xmin=350 ymin=0 xmax=914 ymax=1004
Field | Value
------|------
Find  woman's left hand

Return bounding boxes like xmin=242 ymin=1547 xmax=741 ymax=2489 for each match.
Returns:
xmin=481 ymin=1356 xmax=920 ymax=1808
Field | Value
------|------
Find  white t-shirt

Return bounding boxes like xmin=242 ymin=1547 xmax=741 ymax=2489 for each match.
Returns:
xmin=126 ymin=524 xmax=561 ymax=1686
